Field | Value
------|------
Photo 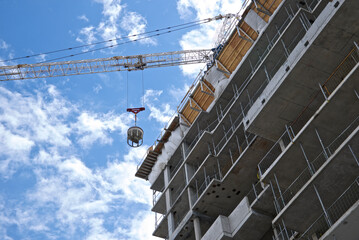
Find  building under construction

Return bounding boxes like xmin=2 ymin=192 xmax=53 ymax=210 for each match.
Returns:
xmin=135 ymin=0 xmax=359 ymax=239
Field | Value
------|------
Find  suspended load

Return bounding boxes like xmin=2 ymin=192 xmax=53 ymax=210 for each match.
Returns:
xmin=127 ymin=107 xmax=145 ymax=148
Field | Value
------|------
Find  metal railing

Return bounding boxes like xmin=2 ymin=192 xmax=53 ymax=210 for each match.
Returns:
xmin=194 ymin=172 xmax=221 ymax=204
xmin=153 ymin=186 xmax=165 ymax=206
xmin=155 ymin=212 xmax=165 ymax=229
xmin=327 ymin=116 xmax=359 ymax=155
xmin=322 ymin=47 xmax=359 ymax=97
xmin=300 ymin=177 xmax=359 ymax=239
xmin=273 ymin=220 xmax=298 ymax=240
xmin=171 ymin=182 xmax=186 ymax=207
xmin=246 ymin=181 xmax=265 ymax=205
xmin=170 ymin=158 xmax=184 ymax=179
xmin=258 ymin=128 xmax=293 ymax=176
xmin=137 ymin=0 xmax=324 ymax=175
xmin=273 ymin=115 xmax=359 ymax=214
xmin=291 ymin=45 xmax=359 ymax=136
xmin=180 ymin=1 xmax=316 ymax=160
xmin=214 ymin=0 xmax=252 ymax=47
xmin=260 ymin=43 xmax=359 ymax=178
xmin=213 ymin=112 xmax=245 ymax=155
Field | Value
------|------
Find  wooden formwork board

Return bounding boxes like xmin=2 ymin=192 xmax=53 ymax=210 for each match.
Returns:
xmin=135 ymin=117 xmax=179 ymax=180
xmin=180 ymin=80 xmax=215 ymax=124
xmin=252 ymin=0 xmax=283 ymax=22
xmin=217 ymin=21 xmax=259 ymax=74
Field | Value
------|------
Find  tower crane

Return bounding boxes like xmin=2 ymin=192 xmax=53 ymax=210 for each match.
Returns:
xmin=0 ymin=13 xmax=239 ymax=147
xmin=0 ymin=12 xmax=240 ymax=81
xmin=0 ymin=49 xmax=214 ymax=82
xmin=0 ymin=48 xmax=221 ymax=147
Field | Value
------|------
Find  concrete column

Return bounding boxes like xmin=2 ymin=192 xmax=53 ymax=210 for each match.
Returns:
xmin=193 ymin=217 xmax=202 ymax=240
xmin=184 ymin=163 xmax=195 ymax=183
xmin=164 ymin=166 xmax=174 ymax=236
xmin=187 ymin=187 xmax=196 ymax=208
xmin=182 ymin=142 xmax=189 ymax=159
xmin=167 ymin=211 xmax=175 ymax=236
xmin=279 ymin=139 xmax=286 ymax=151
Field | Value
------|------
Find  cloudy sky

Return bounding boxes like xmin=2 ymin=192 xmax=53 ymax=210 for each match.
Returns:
xmin=0 ymin=0 xmax=242 ymax=239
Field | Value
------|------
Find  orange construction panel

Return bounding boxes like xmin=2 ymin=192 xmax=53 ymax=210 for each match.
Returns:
xmin=217 ymin=21 xmax=258 ymax=74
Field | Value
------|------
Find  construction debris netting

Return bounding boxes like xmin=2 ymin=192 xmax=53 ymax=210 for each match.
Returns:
xmin=148 ymin=67 xmax=229 ymax=185
xmin=148 ymin=126 xmax=184 ymax=184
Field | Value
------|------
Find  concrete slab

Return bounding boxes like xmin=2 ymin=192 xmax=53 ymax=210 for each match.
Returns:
xmin=153 ymin=215 xmax=169 ymax=239
xmin=251 ymin=184 xmax=276 ymax=215
xmin=245 ymin=0 xmax=359 ymax=141
xmin=190 ymin=137 xmax=273 ymax=218
xmin=273 ymin=128 xmax=359 ymax=232
xmin=322 ymin=200 xmax=359 ymax=240
xmin=262 ymin=64 xmax=359 ymax=187
xmin=152 ymin=190 xmax=167 ymax=214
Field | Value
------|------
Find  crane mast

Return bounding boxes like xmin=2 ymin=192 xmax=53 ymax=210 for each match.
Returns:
xmin=0 ymin=49 xmax=214 ymax=81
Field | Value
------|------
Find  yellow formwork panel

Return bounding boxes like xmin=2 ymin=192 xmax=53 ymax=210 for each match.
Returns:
xmin=253 ymin=0 xmax=283 ymax=22
xmin=217 ymin=21 xmax=259 ymax=74
xmin=180 ymin=80 xmax=215 ymax=124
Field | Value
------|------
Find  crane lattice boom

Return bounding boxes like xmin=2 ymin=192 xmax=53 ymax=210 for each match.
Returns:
xmin=0 ymin=49 xmax=213 ymax=81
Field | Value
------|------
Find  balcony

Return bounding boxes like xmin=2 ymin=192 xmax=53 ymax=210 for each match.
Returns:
xmin=244 ymin=0 xmax=359 ymax=141
xmin=258 ymin=45 xmax=359 ymax=183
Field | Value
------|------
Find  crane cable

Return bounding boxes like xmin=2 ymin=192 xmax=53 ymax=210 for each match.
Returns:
xmin=126 ymin=71 xmax=145 ymax=109
xmin=38 ymin=21 xmax=209 ymax=64
xmin=0 ymin=14 xmax=234 ymax=64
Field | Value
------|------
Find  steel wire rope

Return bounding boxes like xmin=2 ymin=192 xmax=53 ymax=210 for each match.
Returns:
xmin=37 ymin=21 xmax=210 ymax=63
xmin=0 ymin=18 xmax=213 ymax=63
xmin=142 ymin=70 xmax=144 ymax=107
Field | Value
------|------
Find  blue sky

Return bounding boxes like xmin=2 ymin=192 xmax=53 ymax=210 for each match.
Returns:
xmin=0 ymin=0 xmax=242 ymax=239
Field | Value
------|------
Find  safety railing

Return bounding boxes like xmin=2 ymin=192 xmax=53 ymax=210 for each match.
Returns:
xmin=322 ymin=46 xmax=359 ymax=97
xmin=258 ymin=127 xmax=293 ymax=177
xmin=181 ymin=1 xmax=315 ymax=160
xmin=193 ymin=172 xmax=221 ymax=204
xmin=327 ymin=115 xmax=359 ymax=155
xmin=170 ymin=158 xmax=184 ymax=179
xmin=291 ymin=44 xmax=359 ymax=136
xmin=246 ymin=181 xmax=265 ymax=205
xmin=273 ymin=220 xmax=298 ymax=240
xmin=213 ymin=112 xmax=245 ymax=155
xmin=300 ymin=177 xmax=359 ymax=239
xmin=274 ymin=115 xmax=359 ymax=214
xmin=215 ymin=0 xmax=252 ymax=47
xmin=137 ymin=0 xmax=323 ymax=176
xmin=260 ymin=42 xmax=359 ymax=178
xmin=173 ymin=208 xmax=190 ymax=230
xmin=153 ymin=186 xmax=165 ymax=206
xmin=275 ymin=167 xmax=312 ymax=213
xmin=171 ymin=182 xmax=186 ymax=207
xmin=155 ymin=212 xmax=165 ymax=229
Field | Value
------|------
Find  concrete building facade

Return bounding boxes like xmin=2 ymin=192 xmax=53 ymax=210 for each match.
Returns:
xmin=136 ymin=0 xmax=359 ymax=239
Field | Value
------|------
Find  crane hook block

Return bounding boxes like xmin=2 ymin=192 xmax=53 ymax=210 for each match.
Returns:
xmin=127 ymin=107 xmax=145 ymax=148
xmin=127 ymin=107 xmax=145 ymax=114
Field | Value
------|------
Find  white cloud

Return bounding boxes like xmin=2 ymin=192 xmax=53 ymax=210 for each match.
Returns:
xmin=0 ymin=85 xmax=73 ymax=177
xmin=118 ymin=211 xmax=160 ymax=240
xmin=0 ymin=39 xmax=9 ymax=50
xmin=93 ymin=84 xmax=102 ymax=93
xmin=78 ymin=14 xmax=90 ymax=22
xmin=76 ymin=0 xmax=154 ymax=48
xmin=35 ymin=53 xmax=47 ymax=62
xmin=73 ymin=111 xmax=132 ymax=148
xmin=25 ymin=146 xmax=153 ymax=238
xmin=143 ymin=89 xmax=175 ymax=125
xmin=121 ymin=12 xmax=156 ymax=45
xmin=177 ymin=0 xmax=243 ymax=76
xmin=76 ymin=26 xmax=97 ymax=45
xmin=169 ymin=83 xmax=190 ymax=102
